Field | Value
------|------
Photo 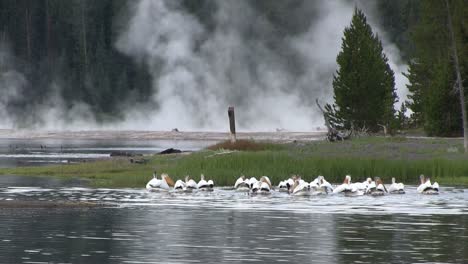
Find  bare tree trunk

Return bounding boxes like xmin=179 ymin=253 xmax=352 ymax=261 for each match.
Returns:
xmin=46 ymin=0 xmax=51 ymax=67
xmin=81 ymin=0 xmax=88 ymax=70
xmin=25 ymin=5 xmax=31 ymax=61
xmin=446 ymin=0 xmax=468 ymax=152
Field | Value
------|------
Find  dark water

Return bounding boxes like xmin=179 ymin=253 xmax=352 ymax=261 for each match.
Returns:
xmin=0 ymin=138 xmax=214 ymax=168
xmin=0 ymin=176 xmax=467 ymax=264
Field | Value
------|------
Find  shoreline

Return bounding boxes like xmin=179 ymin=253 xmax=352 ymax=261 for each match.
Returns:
xmin=0 ymin=129 xmax=326 ymax=142
xmin=0 ymin=136 xmax=467 ymax=188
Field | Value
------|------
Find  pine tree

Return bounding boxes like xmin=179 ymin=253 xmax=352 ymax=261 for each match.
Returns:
xmin=327 ymin=8 xmax=398 ymax=132
xmin=405 ymin=0 xmax=467 ymax=137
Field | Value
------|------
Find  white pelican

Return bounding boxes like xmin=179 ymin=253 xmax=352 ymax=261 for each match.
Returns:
xmin=248 ymin=177 xmax=258 ymax=190
xmin=332 ymin=175 xmax=363 ymax=196
xmin=198 ymin=174 xmax=214 ymax=191
xmin=259 ymin=176 xmax=272 ymax=194
xmin=207 ymin=180 xmax=215 ymax=189
xmin=366 ymin=177 xmax=387 ymax=196
xmin=318 ymin=176 xmax=333 ymax=194
xmin=353 ymin=178 xmax=372 ymax=191
xmin=290 ymin=176 xmax=310 ymax=196
xmin=310 ymin=175 xmax=332 ymax=194
xmin=251 ymin=176 xmax=271 ymax=195
xmin=277 ymin=180 xmax=289 ymax=192
xmin=417 ymin=175 xmax=439 ymax=194
xmin=234 ymin=175 xmax=250 ymax=191
xmin=146 ymin=172 xmax=175 ymax=191
xmin=185 ymin=176 xmax=198 ymax=192
xmin=174 ymin=178 xmax=186 ymax=192
xmin=388 ymin=177 xmax=405 ymax=194
xmin=309 ymin=177 xmax=320 ymax=190
xmin=278 ymin=177 xmax=295 ymax=192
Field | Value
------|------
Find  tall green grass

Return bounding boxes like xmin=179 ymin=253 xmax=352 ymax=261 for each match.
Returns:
xmin=1 ymin=138 xmax=468 ymax=187
xmin=157 ymin=151 xmax=468 ymax=186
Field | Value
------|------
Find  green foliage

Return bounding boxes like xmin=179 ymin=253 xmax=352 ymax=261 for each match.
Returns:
xmin=328 ymin=8 xmax=398 ymax=132
xmin=406 ymin=0 xmax=467 ymax=136
xmin=396 ymin=102 xmax=409 ymax=129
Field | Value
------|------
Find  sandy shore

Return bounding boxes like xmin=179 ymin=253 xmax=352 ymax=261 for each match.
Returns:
xmin=0 ymin=129 xmax=326 ymax=142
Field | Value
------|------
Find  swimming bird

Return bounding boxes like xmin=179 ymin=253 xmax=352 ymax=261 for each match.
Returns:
xmin=353 ymin=178 xmax=372 ymax=191
xmin=248 ymin=177 xmax=258 ymax=190
xmin=318 ymin=175 xmax=333 ymax=194
xmin=174 ymin=178 xmax=186 ymax=192
xmin=278 ymin=177 xmax=295 ymax=192
xmin=332 ymin=175 xmax=363 ymax=196
xmin=277 ymin=180 xmax=289 ymax=192
xmin=365 ymin=177 xmax=387 ymax=196
xmin=235 ymin=175 xmax=250 ymax=191
xmin=290 ymin=176 xmax=311 ymax=196
xmin=309 ymin=177 xmax=320 ymax=190
xmin=388 ymin=177 xmax=405 ymax=194
xmin=417 ymin=175 xmax=439 ymax=194
xmin=146 ymin=172 xmax=175 ymax=191
xmin=207 ymin=179 xmax=214 ymax=189
xmin=251 ymin=176 xmax=272 ymax=195
xmin=185 ymin=176 xmax=198 ymax=192
xmin=259 ymin=176 xmax=272 ymax=194
xmin=198 ymin=174 xmax=214 ymax=191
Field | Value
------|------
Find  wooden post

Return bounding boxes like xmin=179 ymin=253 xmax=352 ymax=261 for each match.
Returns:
xmin=228 ymin=106 xmax=236 ymax=143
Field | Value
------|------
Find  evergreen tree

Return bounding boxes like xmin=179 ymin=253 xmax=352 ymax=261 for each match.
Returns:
xmin=405 ymin=0 xmax=467 ymax=136
xmin=327 ymin=8 xmax=398 ymax=132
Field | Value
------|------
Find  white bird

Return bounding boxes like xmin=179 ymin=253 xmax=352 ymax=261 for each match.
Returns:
xmin=285 ymin=178 xmax=294 ymax=191
xmin=174 ymin=179 xmax=186 ymax=192
xmin=248 ymin=177 xmax=258 ymax=190
xmin=259 ymin=176 xmax=272 ymax=194
xmin=417 ymin=175 xmax=439 ymax=194
xmin=198 ymin=174 xmax=214 ymax=191
xmin=309 ymin=177 xmax=320 ymax=190
xmin=207 ymin=180 xmax=214 ymax=189
xmin=333 ymin=175 xmax=363 ymax=196
xmin=318 ymin=176 xmax=333 ymax=194
xmin=146 ymin=172 xmax=175 ymax=191
xmin=366 ymin=177 xmax=387 ymax=196
xmin=388 ymin=177 xmax=405 ymax=194
xmin=290 ymin=176 xmax=310 ymax=196
xmin=277 ymin=180 xmax=289 ymax=192
xmin=235 ymin=175 xmax=250 ymax=191
xmin=185 ymin=176 xmax=198 ymax=192
xmin=251 ymin=176 xmax=271 ymax=195
xmin=351 ymin=177 xmax=373 ymax=191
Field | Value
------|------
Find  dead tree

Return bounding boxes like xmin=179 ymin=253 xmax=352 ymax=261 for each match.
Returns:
xmin=446 ymin=0 xmax=467 ymax=152
xmin=315 ymin=99 xmax=351 ymax=142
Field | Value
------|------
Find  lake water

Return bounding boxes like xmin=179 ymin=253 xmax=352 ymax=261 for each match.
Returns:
xmin=0 ymin=175 xmax=467 ymax=264
xmin=0 ymin=138 xmax=215 ymax=168
xmin=0 ymin=138 xmax=467 ymax=264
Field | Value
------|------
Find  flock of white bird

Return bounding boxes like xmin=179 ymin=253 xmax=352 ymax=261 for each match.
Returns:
xmin=146 ymin=172 xmax=440 ymax=195
xmin=146 ymin=172 xmax=214 ymax=192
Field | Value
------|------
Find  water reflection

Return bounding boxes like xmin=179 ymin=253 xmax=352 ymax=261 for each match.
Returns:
xmin=0 ymin=186 xmax=466 ymax=263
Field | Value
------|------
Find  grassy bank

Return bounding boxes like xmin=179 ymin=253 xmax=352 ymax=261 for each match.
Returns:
xmin=1 ymin=137 xmax=467 ymax=187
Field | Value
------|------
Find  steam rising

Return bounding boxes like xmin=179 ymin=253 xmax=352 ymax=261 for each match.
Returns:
xmin=0 ymin=0 xmax=409 ymax=131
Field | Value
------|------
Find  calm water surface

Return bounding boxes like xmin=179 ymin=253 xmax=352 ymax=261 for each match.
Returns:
xmin=0 ymin=138 xmax=214 ymax=168
xmin=0 ymin=176 xmax=467 ymax=264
